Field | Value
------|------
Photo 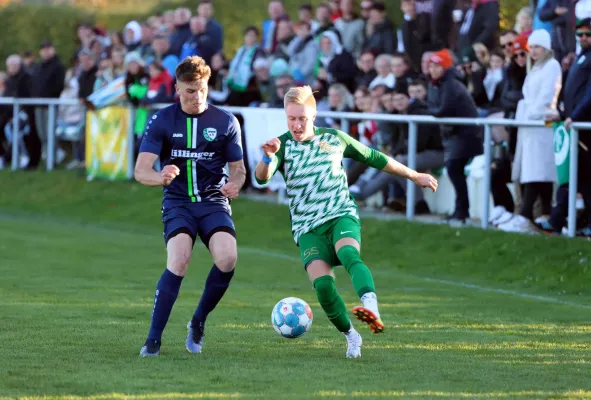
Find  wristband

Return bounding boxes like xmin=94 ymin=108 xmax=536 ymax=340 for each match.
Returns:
xmin=262 ymin=154 xmax=274 ymax=165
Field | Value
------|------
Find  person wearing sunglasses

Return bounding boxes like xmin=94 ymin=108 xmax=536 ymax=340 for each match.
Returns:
xmin=537 ymin=18 xmax=591 ymax=237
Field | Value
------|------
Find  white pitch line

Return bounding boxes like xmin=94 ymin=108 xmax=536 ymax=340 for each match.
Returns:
xmin=1 ymin=213 xmax=590 ymax=310
xmin=238 ymin=247 xmax=591 ymax=310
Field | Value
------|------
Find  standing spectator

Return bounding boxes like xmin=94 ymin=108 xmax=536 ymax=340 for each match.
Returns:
xmin=334 ymin=0 xmax=366 ymax=59
xmin=31 ymin=40 xmax=65 ymax=159
xmin=169 ymin=8 xmax=193 ymax=57
xmin=314 ymin=3 xmax=336 ymax=36
xmin=457 ymin=0 xmax=500 ymax=52
xmin=272 ymin=19 xmax=296 ymax=61
xmin=197 ymin=0 xmax=224 ymax=54
xmin=180 ymin=16 xmax=216 ymax=65
xmin=298 ymin=4 xmax=320 ymax=33
xmin=538 ymin=0 xmax=576 ymax=61
xmin=22 ymin=51 xmax=36 ymax=74
xmin=138 ymin=23 xmax=156 ymax=61
xmin=369 ymin=54 xmax=395 ymax=89
xmin=500 ymin=30 xmax=562 ymax=233
xmin=287 ymin=21 xmax=319 ymax=85
xmin=431 ymin=0 xmax=456 ymax=50
xmin=329 ymin=0 xmax=343 ymax=21
xmin=141 ymin=61 xmax=174 ymax=105
xmin=499 ymin=30 xmax=519 ymax=64
xmin=124 ymin=21 xmax=142 ymax=53
xmin=515 ymin=6 xmax=534 ymax=36
xmin=356 ymin=49 xmax=378 ymax=88
xmin=151 ymin=35 xmax=180 ymax=77
xmin=428 ymin=49 xmax=483 ymax=225
xmin=262 ymin=0 xmax=289 ymax=54
xmin=3 ymin=55 xmax=41 ymax=169
xmin=226 ymin=26 xmax=265 ymax=106
xmin=317 ymin=82 xmax=355 ymax=128
xmin=363 ymin=2 xmax=397 ymax=55
xmin=538 ymin=18 xmax=591 ymax=237
xmin=402 ymin=0 xmax=435 ymax=68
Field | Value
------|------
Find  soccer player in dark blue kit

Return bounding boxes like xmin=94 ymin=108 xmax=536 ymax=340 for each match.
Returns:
xmin=134 ymin=56 xmax=246 ymax=357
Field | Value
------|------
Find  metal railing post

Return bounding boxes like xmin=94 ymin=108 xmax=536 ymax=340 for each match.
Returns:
xmin=127 ymin=106 xmax=136 ymax=180
xmin=567 ymin=128 xmax=579 ymax=238
xmin=47 ymin=104 xmax=56 ymax=171
xmin=406 ymin=121 xmax=418 ymax=220
xmin=481 ymin=124 xmax=492 ymax=229
xmin=11 ymin=103 xmax=20 ymax=170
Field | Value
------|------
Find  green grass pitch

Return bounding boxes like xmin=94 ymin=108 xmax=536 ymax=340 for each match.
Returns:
xmin=0 ymin=171 xmax=590 ymax=399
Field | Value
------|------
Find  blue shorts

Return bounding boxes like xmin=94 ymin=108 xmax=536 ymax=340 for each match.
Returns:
xmin=162 ymin=205 xmax=236 ymax=248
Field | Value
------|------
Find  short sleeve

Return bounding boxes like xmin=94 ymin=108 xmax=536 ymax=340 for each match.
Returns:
xmin=139 ymin=112 xmax=165 ymax=155
xmin=225 ymin=115 xmax=244 ymax=163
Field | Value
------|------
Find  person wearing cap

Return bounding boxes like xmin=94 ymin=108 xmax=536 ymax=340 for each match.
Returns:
xmin=537 ymin=18 xmax=591 ymax=237
xmin=487 ymin=35 xmax=531 ymax=226
xmin=31 ymin=40 xmax=66 ymax=160
xmin=427 ymin=48 xmax=483 ymax=225
xmin=498 ymin=29 xmax=562 ymax=233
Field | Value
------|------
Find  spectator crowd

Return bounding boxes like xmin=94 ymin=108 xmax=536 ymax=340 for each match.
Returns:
xmin=0 ymin=0 xmax=590 ymax=237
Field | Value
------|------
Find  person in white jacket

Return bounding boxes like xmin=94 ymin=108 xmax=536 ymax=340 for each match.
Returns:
xmin=499 ymin=29 xmax=562 ymax=233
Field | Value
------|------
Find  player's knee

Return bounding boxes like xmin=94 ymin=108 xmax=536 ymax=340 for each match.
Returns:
xmin=313 ymin=275 xmax=337 ymax=304
xmin=336 ymin=245 xmax=362 ymax=271
xmin=168 ymin=253 xmax=191 ymax=275
xmin=213 ymin=252 xmax=237 ymax=272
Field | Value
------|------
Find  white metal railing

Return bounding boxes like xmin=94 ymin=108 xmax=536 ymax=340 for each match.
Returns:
xmin=0 ymin=97 xmax=589 ymax=238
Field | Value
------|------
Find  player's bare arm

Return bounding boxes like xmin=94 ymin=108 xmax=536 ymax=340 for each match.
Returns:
xmin=221 ymin=160 xmax=246 ymax=199
xmin=134 ymin=152 xmax=180 ymax=187
xmin=381 ymin=156 xmax=438 ymax=192
xmin=255 ymin=138 xmax=281 ymax=182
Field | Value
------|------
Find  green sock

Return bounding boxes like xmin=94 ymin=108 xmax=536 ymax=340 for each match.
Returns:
xmin=313 ymin=275 xmax=351 ymax=333
xmin=336 ymin=246 xmax=376 ymax=298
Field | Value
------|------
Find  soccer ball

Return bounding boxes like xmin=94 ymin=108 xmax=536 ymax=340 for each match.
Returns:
xmin=271 ymin=297 xmax=313 ymax=338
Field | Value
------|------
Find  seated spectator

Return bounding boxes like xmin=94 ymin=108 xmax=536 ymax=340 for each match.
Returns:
xmin=347 ymin=87 xmax=378 ymax=183
xmin=225 ymin=26 xmax=265 ymax=106
xmin=252 ymin=57 xmax=274 ymax=106
xmin=297 ymin=4 xmax=320 ymax=33
xmin=473 ymin=49 xmax=504 ymax=116
xmin=369 ymin=54 xmax=395 ymax=89
xmin=141 ymin=61 xmax=174 ymax=105
xmin=266 ymin=73 xmax=295 ymax=108
xmin=124 ymin=21 xmax=142 ymax=53
xmin=499 ymin=29 xmax=519 ymax=65
xmin=180 ymin=16 xmax=216 ymax=65
xmin=408 ymin=78 xmax=428 ymax=102
xmin=391 ymin=52 xmax=417 ymax=87
xmin=499 ymin=30 xmax=562 ymax=233
xmin=111 ymin=46 xmax=127 ymax=78
xmin=93 ymin=56 xmax=115 ymax=92
xmin=350 ymin=84 xmax=444 ymax=214
xmin=428 ymin=49 xmax=483 ymax=225
xmin=272 ymin=19 xmax=296 ymax=61
xmin=150 ymin=34 xmax=180 ymax=77
xmin=355 ymin=49 xmax=377 ymax=88
xmin=515 ymin=6 xmax=533 ymax=37
xmin=363 ymin=2 xmax=397 ymax=55
xmin=314 ymin=30 xmax=357 ymax=93
xmin=208 ymin=52 xmax=230 ymax=105
xmin=317 ymin=82 xmax=354 ymax=129
xmin=124 ymin=51 xmax=149 ymax=107
xmin=314 ymin=3 xmax=335 ymax=36
xmin=288 ymin=21 xmax=319 ymax=85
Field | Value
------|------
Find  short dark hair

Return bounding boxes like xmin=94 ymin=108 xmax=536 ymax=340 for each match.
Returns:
xmin=244 ymin=25 xmax=260 ymax=36
xmin=317 ymin=2 xmax=330 ymax=10
xmin=299 ymin=3 xmax=313 ymax=11
xmin=500 ymin=29 xmax=518 ymax=37
xmin=409 ymin=78 xmax=427 ymax=89
xmin=175 ymin=56 xmax=211 ymax=83
xmin=200 ymin=0 xmax=212 ymax=4
xmin=371 ymin=1 xmax=386 ymax=11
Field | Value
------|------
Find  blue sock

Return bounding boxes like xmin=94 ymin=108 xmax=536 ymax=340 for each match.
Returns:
xmin=147 ymin=268 xmax=184 ymax=342
xmin=192 ymin=265 xmax=234 ymax=326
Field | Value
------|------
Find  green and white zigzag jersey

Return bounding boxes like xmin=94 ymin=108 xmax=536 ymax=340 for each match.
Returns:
xmin=256 ymin=127 xmax=389 ymax=244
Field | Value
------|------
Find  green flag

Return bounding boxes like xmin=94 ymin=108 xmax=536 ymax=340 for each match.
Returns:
xmin=553 ymin=122 xmax=571 ymax=186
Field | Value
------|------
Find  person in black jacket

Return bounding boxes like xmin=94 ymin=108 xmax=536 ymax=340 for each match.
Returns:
xmin=428 ymin=49 xmax=483 ymax=224
xmin=363 ymin=2 xmax=397 ymax=55
xmin=317 ymin=30 xmax=358 ymax=93
xmin=538 ymin=0 xmax=576 ymax=62
xmin=2 ymin=54 xmax=41 ymax=169
xmin=538 ymin=18 xmax=591 ymax=237
xmin=31 ymin=41 xmax=65 ymax=157
xmin=350 ymin=83 xmax=444 ymax=213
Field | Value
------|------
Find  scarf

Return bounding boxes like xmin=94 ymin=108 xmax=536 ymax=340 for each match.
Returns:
xmin=227 ymin=45 xmax=258 ymax=92
xmin=483 ymin=67 xmax=503 ymax=101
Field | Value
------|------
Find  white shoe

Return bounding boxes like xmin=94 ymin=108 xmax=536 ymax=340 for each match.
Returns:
xmin=493 ymin=211 xmax=514 ymax=227
xmin=489 ymin=206 xmax=506 ymax=224
xmin=534 ymin=215 xmax=549 ymax=225
xmin=360 ymin=292 xmax=380 ymax=320
xmin=56 ymin=148 xmax=67 ymax=164
xmin=498 ymin=215 xmax=537 ymax=234
xmin=344 ymin=327 xmax=362 ymax=359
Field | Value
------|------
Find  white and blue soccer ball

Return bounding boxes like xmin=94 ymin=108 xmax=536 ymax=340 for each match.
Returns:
xmin=272 ymin=297 xmax=313 ymax=339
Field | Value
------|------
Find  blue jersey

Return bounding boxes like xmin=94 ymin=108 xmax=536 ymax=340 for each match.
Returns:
xmin=139 ymin=103 xmax=243 ymax=209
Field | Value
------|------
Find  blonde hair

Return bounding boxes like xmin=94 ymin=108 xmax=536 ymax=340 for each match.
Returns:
xmin=284 ymin=85 xmax=316 ymax=109
xmin=515 ymin=7 xmax=533 ymax=34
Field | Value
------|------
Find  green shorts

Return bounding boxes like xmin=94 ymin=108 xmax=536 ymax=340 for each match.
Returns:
xmin=298 ymin=215 xmax=361 ymax=268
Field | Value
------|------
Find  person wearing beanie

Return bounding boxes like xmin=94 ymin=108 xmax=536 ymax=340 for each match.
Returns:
xmin=427 ymin=49 xmax=483 ymax=225
xmin=498 ymin=29 xmax=562 ymax=233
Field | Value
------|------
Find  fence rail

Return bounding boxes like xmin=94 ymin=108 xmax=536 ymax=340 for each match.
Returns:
xmin=1 ymin=97 xmax=589 ymax=238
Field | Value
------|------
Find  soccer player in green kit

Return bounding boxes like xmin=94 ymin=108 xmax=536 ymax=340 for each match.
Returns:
xmin=255 ymin=86 xmax=438 ymax=358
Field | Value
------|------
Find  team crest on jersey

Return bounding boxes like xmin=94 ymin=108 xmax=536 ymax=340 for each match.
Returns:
xmin=203 ymin=127 xmax=217 ymax=141
xmin=318 ymin=140 xmax=335 ymax=153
